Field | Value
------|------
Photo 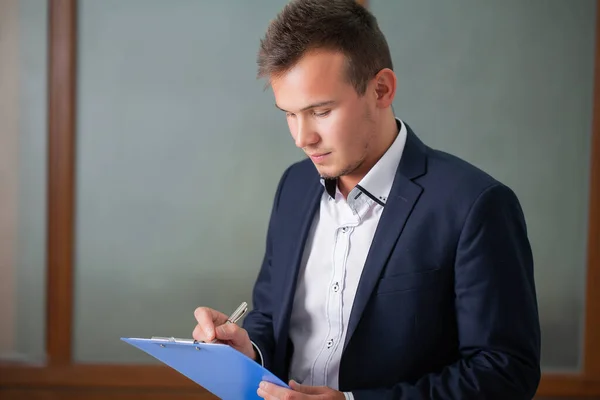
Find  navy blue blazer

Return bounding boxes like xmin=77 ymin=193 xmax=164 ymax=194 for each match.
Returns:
xmin=243 ymin=123 xmax=541 ymax=399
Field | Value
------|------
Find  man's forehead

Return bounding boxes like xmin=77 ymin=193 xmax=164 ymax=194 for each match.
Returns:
xmin=272 ymin=51 xmax=346 ymax=87
xmin=270 ymin=52 xmax=351 ymax=110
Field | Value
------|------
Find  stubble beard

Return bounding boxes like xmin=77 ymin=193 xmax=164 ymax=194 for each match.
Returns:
xmin=319 ymin=155 xmax=365 ymax=180
xmin=317 ymin=106 xmax=375 ymax=180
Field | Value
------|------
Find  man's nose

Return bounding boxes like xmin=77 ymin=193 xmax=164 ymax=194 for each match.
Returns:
xmin=294 ymin=119 xmax=319 ymax=148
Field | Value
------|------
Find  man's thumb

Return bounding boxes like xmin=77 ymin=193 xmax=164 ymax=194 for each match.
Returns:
xmin=289 ymin=380 xmax=322 ymax=394
xmin=215 ymin=324 xmax=232 ymax=339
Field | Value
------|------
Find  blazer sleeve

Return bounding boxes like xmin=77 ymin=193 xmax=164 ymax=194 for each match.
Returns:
xmin=352 ymin=183 xmax=541 ymax=400
xmin=241 ymin=166 xmax=291 ymax=371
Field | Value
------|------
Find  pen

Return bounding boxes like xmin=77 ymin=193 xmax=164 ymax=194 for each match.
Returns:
xmin=226 ymin=301 xmax=248 ymax=325
xmin=210 ymin=301 xmax=248 ymax=343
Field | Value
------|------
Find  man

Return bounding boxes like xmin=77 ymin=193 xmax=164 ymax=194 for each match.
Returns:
xmin=193 ymin=0 xmax=541 ymax=398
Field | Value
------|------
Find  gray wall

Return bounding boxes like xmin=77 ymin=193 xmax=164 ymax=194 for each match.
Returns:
xmin=73 ymin=0 xmax=296 ymax=363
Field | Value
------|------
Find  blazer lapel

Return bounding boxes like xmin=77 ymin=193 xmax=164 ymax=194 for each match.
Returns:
xmin=274 ymin=178 xmax=322 ymax=344
xmin=343 ymin=126 xmax=428 ymax=350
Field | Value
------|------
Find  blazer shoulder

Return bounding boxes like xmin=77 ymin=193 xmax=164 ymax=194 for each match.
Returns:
xmin=416 ymin=143 xmax=528 ymax=221
xmin=403 ymin=123 xmax=503 ymax=198
xmin=424 ymin=146 xmax=504 ymax=195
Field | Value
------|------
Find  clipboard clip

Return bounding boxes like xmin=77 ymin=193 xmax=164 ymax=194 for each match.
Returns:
xmin=150 ymin=337 xmax=204 ymax=350
xmin=151 ymin=336 xmax=197 ymax=344
xmin=149 ymin=336 xmax=220 ymax=346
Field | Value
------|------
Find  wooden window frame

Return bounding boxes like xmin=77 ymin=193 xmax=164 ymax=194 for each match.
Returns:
xmin=1 ymin=0 xmax=599 ymax=397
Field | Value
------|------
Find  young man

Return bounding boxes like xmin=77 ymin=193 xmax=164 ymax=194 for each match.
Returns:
xmin=193 ymin=0 xmax=541 ymax=399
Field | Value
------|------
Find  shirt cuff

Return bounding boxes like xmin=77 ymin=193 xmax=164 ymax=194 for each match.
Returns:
xmin=343 ymin=392 xmax=354 ymax=400
xmin=250 ymin=340 xmax=264 ymax=366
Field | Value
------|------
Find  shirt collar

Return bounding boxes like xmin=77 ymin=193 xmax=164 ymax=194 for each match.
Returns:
xmin=320 ymin=118 xmax=407 ymax=207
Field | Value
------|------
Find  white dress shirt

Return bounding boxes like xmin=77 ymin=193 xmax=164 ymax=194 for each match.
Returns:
xmin=288 ymin=119 xmax=407 ymax=399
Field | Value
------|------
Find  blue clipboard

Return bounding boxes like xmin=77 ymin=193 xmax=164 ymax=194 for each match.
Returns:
xmin=121 ymin=337 xmax=289 ymax=399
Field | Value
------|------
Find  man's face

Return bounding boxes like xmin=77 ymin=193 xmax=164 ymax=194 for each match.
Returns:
xmin=271 ymin=50 xmax=376 ymax=180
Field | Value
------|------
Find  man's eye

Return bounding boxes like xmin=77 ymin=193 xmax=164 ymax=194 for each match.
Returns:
xmin=313 ymin=110 xmax=331 ymax=117
xmin=286 ymin=112 xmax=296 ymax=118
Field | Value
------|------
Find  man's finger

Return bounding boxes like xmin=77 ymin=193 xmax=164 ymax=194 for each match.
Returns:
xmin=257 ymin=385 xmax=280 ymax=400
xmin=194 ymin=307 xmax=229 ymax=325
xmin=192 ymin=324 xmax=206 ymax=342
xmin=289 ymin=380 xmax=323 ymax=395
xmin=259 ymin=381 xmax=298 ymax=400
xmin=256 ymin=387 xmax=274 ymax=400
xmin=193 ymin=307 xmax=228 ymax=341
xmin=216 ymin=322 xmax=233 ymax=340
xmin=215 ymin=321 xmax=245 ymax=342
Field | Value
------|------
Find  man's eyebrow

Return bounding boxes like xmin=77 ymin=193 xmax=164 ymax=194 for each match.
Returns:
xmin=275 ymin=100 xmax=336 ymax=113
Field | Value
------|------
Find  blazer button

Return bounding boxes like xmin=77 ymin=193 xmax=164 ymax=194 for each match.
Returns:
xmin=327 ymin=339 xmax=334 ymax=348
xmin=332 ymin=283 xmax=339 ymax=292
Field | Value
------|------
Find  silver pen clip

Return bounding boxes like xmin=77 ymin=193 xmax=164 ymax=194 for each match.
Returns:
xmin=226 ymin=301 xmax=248 ymax=324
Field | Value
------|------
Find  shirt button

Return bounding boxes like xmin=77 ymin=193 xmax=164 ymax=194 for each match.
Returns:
xmin=341 ymin=227 xmax=347 ymax=232
xmin=332 ymin=282 xmax=339 ymax=292
xmin=327 ymin=339 xmax=334 ymax=348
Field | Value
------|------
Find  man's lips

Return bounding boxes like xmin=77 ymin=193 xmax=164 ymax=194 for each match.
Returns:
xmin=308 ymin=152 xmax=331 ymax=162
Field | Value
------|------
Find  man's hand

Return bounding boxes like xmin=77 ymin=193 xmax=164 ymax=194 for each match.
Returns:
xmin=257 ymin=380 xmax=345 ymax=400
xmin=192 ymin=306 xmax=256 ymax=360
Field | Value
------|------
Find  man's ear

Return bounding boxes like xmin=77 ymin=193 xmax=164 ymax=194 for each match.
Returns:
xmin=373 ymin=68 xmax=397 ymax=108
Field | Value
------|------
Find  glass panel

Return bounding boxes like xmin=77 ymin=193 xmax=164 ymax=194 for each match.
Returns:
xmin=74 ymin=0 xmax=297 ymax=363
xmin=371 ymin=0 xmax=595 ymax=371
xmin=0 ymin=0 xmax=48 ymax=364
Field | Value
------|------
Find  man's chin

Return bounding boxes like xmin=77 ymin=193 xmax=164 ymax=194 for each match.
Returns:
xmin=313 ymin=165 xmax=340 ymax=180
xmin=314 ymin=161 xmax=363 ymax=181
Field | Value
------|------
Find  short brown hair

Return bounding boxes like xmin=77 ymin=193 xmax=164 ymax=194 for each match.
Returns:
xmin=257 ymin=0 xmax=393 ymax=95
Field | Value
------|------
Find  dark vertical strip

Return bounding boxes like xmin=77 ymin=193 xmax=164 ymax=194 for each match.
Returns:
xmin=46 ymin=0 xmax=77 ymax=365
xmin=583 ymin=0 xmax=600 ymax=381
